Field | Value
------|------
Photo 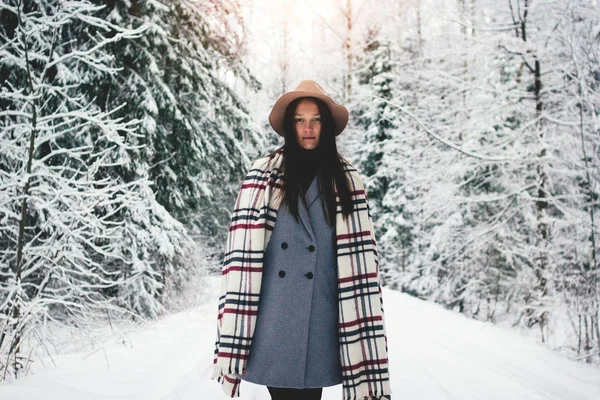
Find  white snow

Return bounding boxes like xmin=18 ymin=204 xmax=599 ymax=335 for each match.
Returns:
xmin=0 ymin=276 xmax=599 ymax=400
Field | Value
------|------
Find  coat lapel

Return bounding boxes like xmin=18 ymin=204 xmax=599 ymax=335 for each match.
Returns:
xmin=298 ymin=175 xmax=319 ymax=240
xmin=306 ymin=175 xmax=320 ymax=209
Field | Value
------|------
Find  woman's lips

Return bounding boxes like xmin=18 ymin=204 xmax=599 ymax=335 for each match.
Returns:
xmin=303 ymin=137 xmax=316 ymax=139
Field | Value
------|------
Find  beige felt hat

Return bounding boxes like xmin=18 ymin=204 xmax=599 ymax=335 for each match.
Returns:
xmin=268 ymin=79 xmax=349 ymax=137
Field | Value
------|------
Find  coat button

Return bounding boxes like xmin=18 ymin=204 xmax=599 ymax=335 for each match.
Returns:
xmin=279 ymin=270 xmax=286 ymax=277
xmin=308 ymin=245 xmax=315 ymax=252
xmin=281 ymin=242 xmax=288 ymax=249
xmin=305 ymin=272 xmax=313 ymax=279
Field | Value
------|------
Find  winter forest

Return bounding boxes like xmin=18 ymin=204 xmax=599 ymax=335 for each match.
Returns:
xmin=1 ymin=0 xmax=600 ymax=392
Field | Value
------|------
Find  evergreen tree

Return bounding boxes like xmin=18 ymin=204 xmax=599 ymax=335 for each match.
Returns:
xmin=89 ymin=0 xmax=265 ymax=247
xmin=0 ymin=0 xmax=191 ymax=379
xmin=348 ymin=0 xmax=600 ymax=359
xmin=350 ymin=26 xmax=423 ymax=286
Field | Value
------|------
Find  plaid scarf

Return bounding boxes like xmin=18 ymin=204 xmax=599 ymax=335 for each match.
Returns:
xmin=212 ymin=146 xmax=392 ymax=400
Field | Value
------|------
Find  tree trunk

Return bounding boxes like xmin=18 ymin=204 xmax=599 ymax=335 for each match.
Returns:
xmin=0 ymin=0 xmax=40 ymax=376
xmin=417 ymin=0 xmax=423 ymax=55
xmin=345 ymin=0 xmax=353 ymax=102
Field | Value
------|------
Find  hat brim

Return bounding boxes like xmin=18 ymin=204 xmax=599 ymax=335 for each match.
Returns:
xmin=268 ymin=91 xmax=348 ymax=137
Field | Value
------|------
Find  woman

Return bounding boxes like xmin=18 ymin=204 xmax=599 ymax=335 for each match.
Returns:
xmin=212 ymin=80 xmax=392 ymax=400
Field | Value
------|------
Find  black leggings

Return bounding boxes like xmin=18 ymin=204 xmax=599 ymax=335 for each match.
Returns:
xmin=267 ymin=386 xmax=323 ymax=400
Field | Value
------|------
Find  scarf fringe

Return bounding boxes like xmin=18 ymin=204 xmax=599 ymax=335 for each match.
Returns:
xmin=212 ymin=364 xmax=242 ymax=398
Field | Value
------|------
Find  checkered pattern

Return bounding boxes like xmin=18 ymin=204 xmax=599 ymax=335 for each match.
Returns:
xmin=212 ymin=146 xmax=391 ymax=400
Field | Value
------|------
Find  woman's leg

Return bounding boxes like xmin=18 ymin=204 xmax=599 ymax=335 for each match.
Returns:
xmin=267 ymin=386 xmax=323 ymax=400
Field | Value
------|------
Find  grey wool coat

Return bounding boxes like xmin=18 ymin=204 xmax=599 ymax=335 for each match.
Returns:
xmin=238 ymin=174 xmax=343 ymax=389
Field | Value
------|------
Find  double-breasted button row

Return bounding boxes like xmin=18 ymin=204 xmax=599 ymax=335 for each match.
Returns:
xmin=278 ymin=241 xmax=315 ymax=279
xmin=280 ymin=241 xmax=315 ymax=252
xmin=278 ymin=270 xmax=313 ymax=279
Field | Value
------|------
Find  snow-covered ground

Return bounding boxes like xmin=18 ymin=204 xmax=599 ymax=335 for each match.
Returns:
xmin=1 ymin=276 xmax=599 ymax=400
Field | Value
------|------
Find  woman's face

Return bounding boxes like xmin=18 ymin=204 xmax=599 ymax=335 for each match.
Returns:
xmin=294 ymin=98 xmax=321 ymax=150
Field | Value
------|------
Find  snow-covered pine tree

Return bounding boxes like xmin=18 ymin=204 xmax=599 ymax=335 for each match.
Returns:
xmin=349 ymin=0 xmax=600 ymax=359
xmin=350 ymin=26 xmax=425 ymax=287
xmin=352 ymin=27 xmax=394 ymax=212
xmin=0 ymin=0 xmax=191 ymax=379
xmin=487 ymin=0 xmax=600 ymax=344
xmin=533 ymin=0 xmax=600 ymax=360
xmin=412 ymin=0 xmax=533 ymax=322
xmin=88 ymin=0 xmax=265 ymax=250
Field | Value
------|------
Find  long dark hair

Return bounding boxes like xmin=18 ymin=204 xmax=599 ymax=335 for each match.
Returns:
xmin=277 ymin=96 xmax=354 ymax=227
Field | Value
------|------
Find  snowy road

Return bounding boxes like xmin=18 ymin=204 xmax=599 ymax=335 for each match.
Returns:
xmin=0 ymin=276 xmax=599 ymax=400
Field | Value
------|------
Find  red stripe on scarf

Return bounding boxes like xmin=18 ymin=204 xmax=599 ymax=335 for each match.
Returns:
xmin=340 ymin=357 xmax=389 ymax=371
xmin=218 ymin=351 xmax=249 ymax=360
xmin=229 ymin=222 xmax=269 ymax=231
xmin=222 ymin=265 xmax=263 ymax=275
xmin=337 ymin=230 xmax=370 ymax=240
xmin=339 ymin=315 xmax=382 ymax=328
xmin=338 ymin=272 xmax=378 ymax=283
xmin=241 ymin=182 xmax=268 ymax=190
xmin=218 ymin=308 xmax=258 ymax=320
